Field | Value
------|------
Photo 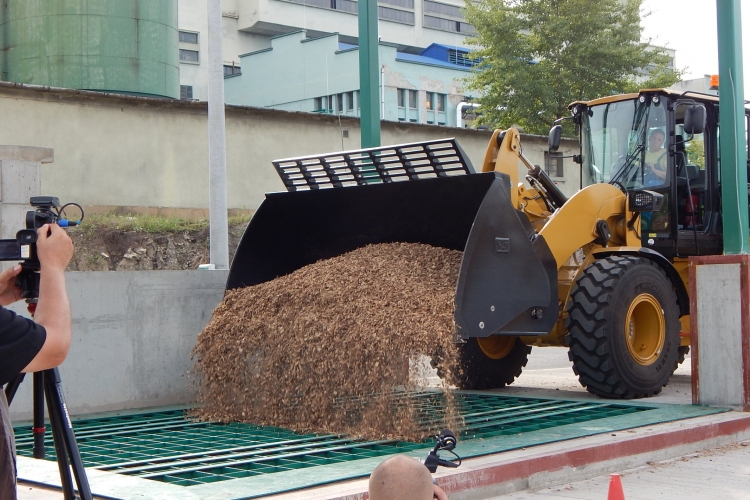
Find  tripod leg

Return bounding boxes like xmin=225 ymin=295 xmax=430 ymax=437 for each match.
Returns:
xmin=44 ymin=372 xmax=76 ymax=500
xmin=44 ymin=369 xmax=92 ymax=500
xmin=33 ymin=373 xmax=45 ymax=459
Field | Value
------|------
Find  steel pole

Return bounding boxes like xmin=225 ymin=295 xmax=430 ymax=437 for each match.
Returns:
xmin=207 ymin=0 xmax=230 ymax=269
xmin=358 ymin=0 xmax=381 ymax=148
xmin=717 ymin=0 xmax=748 ymax=254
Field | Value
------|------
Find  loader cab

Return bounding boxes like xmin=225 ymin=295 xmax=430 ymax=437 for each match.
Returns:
xmin=575 ymin=89 xmax=745 ymax=260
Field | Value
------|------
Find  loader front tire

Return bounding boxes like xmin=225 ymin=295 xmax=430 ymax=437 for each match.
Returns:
xmin=446 ymin=336 xmax=531 ymax=390
xmin=566 ymin=256 xmax=681 ymax=399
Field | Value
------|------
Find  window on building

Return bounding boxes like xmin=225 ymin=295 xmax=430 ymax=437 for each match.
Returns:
xmin=180 ymin=85 xmax=193 ymax=100
xmin=436 ymin=94 xmax=446 ymax=112
xmin=398 ymin=89 xmax=406 ymax=108
xmin=408 ymin=90 xmax=418 ymax=109
xmin=424 ymin=0 xmax=460 ymax=16
xmin=380 ymin=0 xmax=414 ymax=7
xmin=179 ymin=31 xmax=199 ymax=44
xmin=346 ymin=91 xmax=354 ymax=111
xmin=286 ymin=0 xmax=357 ymax=14
xmin=423 ymin=0 xmax=474 ymax=34
xmin=328 ymin=95 xmax=334 ymax=111
xmin=378 ymin=6 xmax=415 ymax=24
xmin=544 ymin=151 xmax=564 ymax=178
xmin=426 ymin=92 xmax=434 ymax=110
xmin=179 ymin=49 xmax=199 ymax=63
xmin=314 ymin=97 xmax=324 ymax=111
xmin=336 ymin=93 xmax=344 ymax=113
xmin=223 ymin=64 xmax=241 ymax=76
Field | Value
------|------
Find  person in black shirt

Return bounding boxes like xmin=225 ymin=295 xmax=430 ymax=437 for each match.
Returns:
xmin=0 ymin=224 xmax=74 ymax=500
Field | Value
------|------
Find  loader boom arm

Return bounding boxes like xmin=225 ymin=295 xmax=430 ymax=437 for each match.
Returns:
xmin=481 ymin=128 xmax=568 ymax=212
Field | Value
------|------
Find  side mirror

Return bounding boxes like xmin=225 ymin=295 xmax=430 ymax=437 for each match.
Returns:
xmin=548 ymin=125 xmax=562 ymax=152
xmin=684 ymin=105 xmax=706 ymax=135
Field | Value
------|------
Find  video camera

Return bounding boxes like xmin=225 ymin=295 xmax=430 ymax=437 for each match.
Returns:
xmin=424 ymin=429 xmax=461 ymax=473
xmin=0 ymin=196 xmax=83 ymax=299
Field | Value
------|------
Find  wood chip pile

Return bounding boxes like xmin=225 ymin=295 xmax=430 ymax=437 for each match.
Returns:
xmin=191 ymin=242 xmax=463 ymax=441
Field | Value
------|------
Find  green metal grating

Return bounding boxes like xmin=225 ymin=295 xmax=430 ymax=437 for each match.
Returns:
xmin=13 ymin=392 xmax=726 ymax=494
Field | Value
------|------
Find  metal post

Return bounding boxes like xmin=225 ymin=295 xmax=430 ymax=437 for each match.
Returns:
xmin=358 ymin=0 xmax=381 ymax=148
xmin=716 ymin=0 xmax=748 ymax=254
xmin=207 ymin=0 xmax=230 ymax=269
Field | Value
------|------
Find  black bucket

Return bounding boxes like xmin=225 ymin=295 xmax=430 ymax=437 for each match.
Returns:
xmin=226 ymin=172 xmax=557 ymax=338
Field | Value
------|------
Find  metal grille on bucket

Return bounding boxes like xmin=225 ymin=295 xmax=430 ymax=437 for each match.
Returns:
xmin=273 ymin=138 xmax=474 ymax=191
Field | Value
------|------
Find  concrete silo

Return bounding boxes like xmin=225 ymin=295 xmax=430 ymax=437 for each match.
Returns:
xmin=0 ymin=0 xmax=179 ymax=98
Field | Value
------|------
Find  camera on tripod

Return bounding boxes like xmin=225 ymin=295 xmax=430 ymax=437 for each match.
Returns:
xmin=0 ymin=196 xmax=83 ymax=299
xmin=424 ymin=429 xmax=461 ymax=473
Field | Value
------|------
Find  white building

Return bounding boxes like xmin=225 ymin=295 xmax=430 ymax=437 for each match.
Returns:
xmin=177 ymin=0 xmax=473 ymax=102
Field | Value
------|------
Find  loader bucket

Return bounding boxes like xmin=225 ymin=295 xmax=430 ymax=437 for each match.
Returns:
xmin=227 ymin=172 xmax=558 ymax=339
xmin=227 ymin=139 xmax=557 ymax=339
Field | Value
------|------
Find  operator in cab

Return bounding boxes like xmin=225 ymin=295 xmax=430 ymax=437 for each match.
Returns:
xmin=644 ymin=128 xmax=667 ymax=185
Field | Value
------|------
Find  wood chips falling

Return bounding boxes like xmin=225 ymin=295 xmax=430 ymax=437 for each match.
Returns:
xmin=191 ymin=242 xmax=463 ymax=442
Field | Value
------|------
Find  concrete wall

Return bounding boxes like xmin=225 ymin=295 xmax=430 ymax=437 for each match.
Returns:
xmin=0 ymin=82 xmax=581 ymax=213
xmin=8 ymin=270 xmax=228 ymax=420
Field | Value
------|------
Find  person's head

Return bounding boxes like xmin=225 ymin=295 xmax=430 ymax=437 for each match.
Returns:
xmin=368 ymin=455 xmax=434 ymax=500
xmin=648 ymin=129 xmax=665 ymax=151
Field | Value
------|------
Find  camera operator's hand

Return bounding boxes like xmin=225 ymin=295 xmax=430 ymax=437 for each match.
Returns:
xmin=22 ymin=224 xmax=74 ymax=374
xmin=433 ymin=484 xmax=449 ymax=500
xmin=0 ymin=264 xmax=22 ymax=306
xmin=36 ymin=224 xmax=74 ymax=272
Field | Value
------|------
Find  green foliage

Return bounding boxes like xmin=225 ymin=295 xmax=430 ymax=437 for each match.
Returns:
xmin=79 ymin=214 xmax=208 ymax=233
xmin=70 ymin=212 xmax=252 ymax=237
xmin=686 ymin=138 xmax=706 ymax=169
xmin=464 ymin=0 xmax=682 ymax=135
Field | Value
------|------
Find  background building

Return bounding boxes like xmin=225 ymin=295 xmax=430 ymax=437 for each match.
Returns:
xmin=178 ymin=0 xmax=477 ymax=126
xmin=223 ymin=31 xmax=476 ymax=126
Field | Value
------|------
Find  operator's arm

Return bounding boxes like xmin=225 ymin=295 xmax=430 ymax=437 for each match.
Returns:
xmin=22 ymin=224 xmax=74 ymax=373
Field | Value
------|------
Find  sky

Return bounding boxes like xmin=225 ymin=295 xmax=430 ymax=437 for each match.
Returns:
xmin=640 ymin=0 xmax=750 ymax=95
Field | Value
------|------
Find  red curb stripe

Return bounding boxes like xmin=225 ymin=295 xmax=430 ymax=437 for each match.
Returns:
xmin=436 ymin=415 xmax=750 ymax=495
xmin=317 ymin=415 xmax=750 ymax=500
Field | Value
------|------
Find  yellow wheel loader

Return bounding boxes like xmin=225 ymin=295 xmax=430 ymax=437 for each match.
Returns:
xmin=227 ymin=89 xmax=745 ymax=399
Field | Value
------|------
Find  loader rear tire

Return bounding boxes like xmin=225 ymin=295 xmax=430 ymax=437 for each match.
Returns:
xmin=441 ymin=337 xmax=531 ymax=390
xmin=566 ymin=256 xmax=681 ymax=399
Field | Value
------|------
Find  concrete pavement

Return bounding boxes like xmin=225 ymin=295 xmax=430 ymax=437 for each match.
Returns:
xmin=494 ymin=440 xmax=750 ymax=500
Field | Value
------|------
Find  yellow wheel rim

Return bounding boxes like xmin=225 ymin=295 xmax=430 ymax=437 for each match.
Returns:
xmin=625 ymin=293 xmax=665 ymax=366
xmin=477 ymin=336 xmax=516 ymax=360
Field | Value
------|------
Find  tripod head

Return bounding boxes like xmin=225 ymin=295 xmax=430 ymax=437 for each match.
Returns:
xmin=424 ymin=429 xmax=461 ymax=473
xmin=0 ymin=196 xmax=83 ymax=300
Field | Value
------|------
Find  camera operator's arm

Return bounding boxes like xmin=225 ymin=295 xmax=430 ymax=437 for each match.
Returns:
xmin=22 ymin=224 xmax=74 ymax=373
xmin=433 ymin=484 xmax=449 ymax=500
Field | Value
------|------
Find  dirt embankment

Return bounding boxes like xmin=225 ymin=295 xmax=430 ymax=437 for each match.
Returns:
xmin=66 ymin=222 xmax=249 ymax=271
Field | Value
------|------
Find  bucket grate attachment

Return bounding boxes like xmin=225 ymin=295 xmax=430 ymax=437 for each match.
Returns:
xmin=273 ymin=138 xmax=474 ymax=191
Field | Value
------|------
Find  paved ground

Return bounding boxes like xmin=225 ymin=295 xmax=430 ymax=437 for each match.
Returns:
xmin=492 ymin=440 xmax=750 ymax=500
xmin=14 ymin=347 xmax=733 ymax=499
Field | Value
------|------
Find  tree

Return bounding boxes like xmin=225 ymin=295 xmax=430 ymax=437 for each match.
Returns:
xmin=464 ymin=0 xmax=681 ymax=135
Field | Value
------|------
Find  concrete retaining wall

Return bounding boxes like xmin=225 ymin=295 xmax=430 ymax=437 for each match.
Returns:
xmin=0 ymin=82 xmax=580 ymax=215
xmin=8 ymin=270 xmax=228 ymax=420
